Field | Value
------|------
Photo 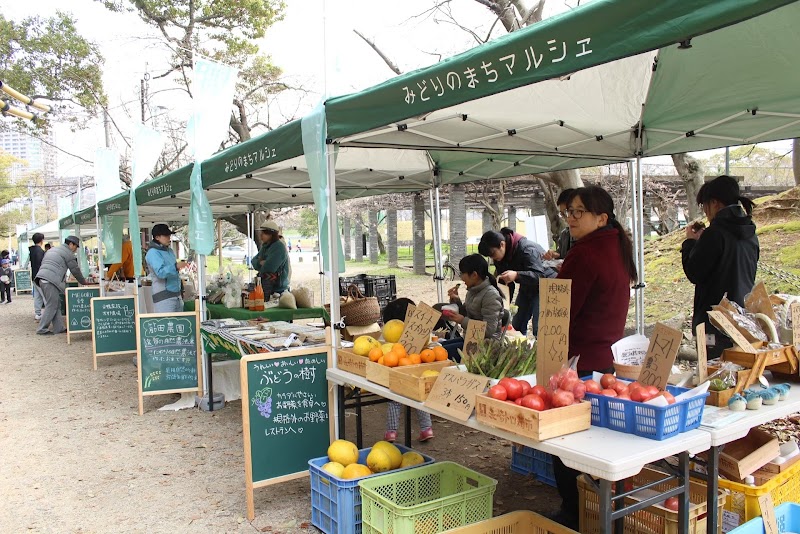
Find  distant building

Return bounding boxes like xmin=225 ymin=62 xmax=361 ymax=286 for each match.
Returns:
xmin=0 ymin=128 xmax=57 ymax=182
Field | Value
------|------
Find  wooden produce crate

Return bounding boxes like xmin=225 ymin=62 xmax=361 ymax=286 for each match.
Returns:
xmin=336 ymin=348 xmax=368 ymax=377
xmin=475 ymin=394 xmax=591 ymax=441
xmin=388 ymin=361 xmax=454 ymax=401
xmin=367 ymin=360 xmax=453 ymax=388
xmin=444 ymin=510 xmax=577 ymax=534
xmin=722 ymin=343 xmax=799 ymax=375
xmin=704 ymin=365 xmax=749 ymax=407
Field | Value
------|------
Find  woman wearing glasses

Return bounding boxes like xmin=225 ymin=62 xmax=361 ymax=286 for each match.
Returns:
xmin=549 ymin=185 xmax=638 ymax=529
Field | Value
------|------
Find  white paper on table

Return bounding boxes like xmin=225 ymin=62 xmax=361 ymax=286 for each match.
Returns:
xmin=674 ymin=381 xmax=710 ymax=402
xmin=611 ymin=334 xmax=649 ymax=365
xmin=700 ymin=405 xmax=746 ymax=428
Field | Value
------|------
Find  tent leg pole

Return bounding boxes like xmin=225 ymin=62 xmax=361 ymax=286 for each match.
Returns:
xmin=327 ymin=147 xmax=342 ymax=439
xmin=216 ymin=219 xmax=223 ymax=274
xmin=96 ymin=207 xmax=104 ymax=297
xmin=247 ymin=212 xmax=253 ymax=284
xmin=430 ymin=186 xmax=444 ymax=304
xmin=197 ymin=256 xmax=211 ymax=405
xmin=636 ymin=157 xmax=646 ymax=334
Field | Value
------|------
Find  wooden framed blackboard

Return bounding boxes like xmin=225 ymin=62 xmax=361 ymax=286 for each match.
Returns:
xmin=240 ymin=332 xmax=333 ymax=521
xmin=66 ymin=286 xmax=101 ymax=344
xmin=136 ymin=310 xmax=202 ymax=415
xmin=14 ymin=269 xmax=32 ymax=294
xmin=91 ymin=295 xmax=137 ymax=370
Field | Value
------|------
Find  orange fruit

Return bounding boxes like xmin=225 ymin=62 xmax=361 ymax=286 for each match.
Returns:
xmin=409 ymin=354 xmax=422 ymax=365
xmin=433 ymin=346 xmax=448 ymax=361
xmin=383 ymin=353 xmax=399 ymax=367
xmin=420 ymin=349 xmax=435 ymax=363
xmin=378 ymin=356 xmax=385 ymax=365
xmin=398 ymin=357 xmax=412 ymax=367
xmin=391 ymin=344 xmax=407 ymax=357
xmin=368 ymin=347 xmax=383 ymax=362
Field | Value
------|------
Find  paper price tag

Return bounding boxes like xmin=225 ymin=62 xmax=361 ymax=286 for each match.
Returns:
xmin=404 ymin=304 xmax=416 ymax=323
xmin=424 ymin=367 xmax=490 ymax=421
xmin=639 ymin=322 xmax=682 ymax=389
xmin=696 ymin=323 xmax=708 ymax=382
xmin=745 ymin=282 xmax=777 ymax=322
xmin=792 ymin=301 xmax=800 ymax=348
xmin=536 ymin=279 xmax=571 ymax=388
xmin=708 ymin=311 xmax=757 ymax=353
xmin=462 ymin=320 xmax=487 ymax=360
xmin=397 ymin=302 xmax=441 ymax=355
xmin=757 ymin=493 xmax=778 ymax=534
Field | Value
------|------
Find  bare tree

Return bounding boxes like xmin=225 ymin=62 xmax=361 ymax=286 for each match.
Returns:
xmin=793 ymin=139 xmax=800 ymax=186
xmin=672 ymin=153 xmax=704 ymax=220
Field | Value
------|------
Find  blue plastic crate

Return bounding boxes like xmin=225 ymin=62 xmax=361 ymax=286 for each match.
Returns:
xmin=510 ymin=446 xmax=555 ymax=487
xmin=582 ymin=378 xmax=709 ymax=440
xmin=730 ymin=503 xmax=800 ymax=533
xmin=308 ymin=444 xmax=435 ymax=534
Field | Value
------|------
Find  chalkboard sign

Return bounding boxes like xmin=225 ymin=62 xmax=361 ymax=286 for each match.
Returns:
xmin=241 ymin=344 xmax=332 ymax=520
xmin=14 ymin=269 xmax=32 ymax=294
xmin=66 ymin=286 xmax=100 ymax=344
xmin=136 ymin=311 xmax=202 ymax=415
xmin=91 ymin=295 xmax=137 ymax=370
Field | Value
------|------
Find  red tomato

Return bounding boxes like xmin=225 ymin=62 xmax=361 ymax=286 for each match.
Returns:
xmin=661 ymin=391 xmax=676 ymax=405
xmin=628 ymin=382 xmax=643 ymax=392
xmin=531 ymin=385 xmax=550 ymax=403
xmin=617 ymin=393 xmax=631 ymax=400
xmin=519 ymin=380 xmax=531 ymax=397
xmin=584 ymin=380 xmax=602 ymax=394
xmin=630 ymin=388 xmax=646 ymax=402
xmin=600 ymin=373 xmax=617 ymax=389
xmin=552 ymin=390 xmax=575 ymax=407
xmin=602 ymin=389 xmax=618 ymax=397
xmin=559 ymin=375 xmax=580 ymax=392
xmin=572 ymin=382 xmax=586 ymax=401
xmin=499 ymin=378 xmax=523 ymax=401
xmin=644 ymin=385 xmax=660 ymax=398
xmin=664 ymin=497 xmax=680 ymax=511
xmin=613 ymin=381 xmax=629 ymax=394
xmin=488 ymin=385 xmax=508 ymax=401
xmin=514 ymin=398 xmax=524 ymax=405
xmin=520 ymin=393 xmax=545 ymax=411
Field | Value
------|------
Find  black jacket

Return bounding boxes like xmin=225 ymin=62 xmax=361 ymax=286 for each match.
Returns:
xmin=29 ymin=245 xmax=46 ymax=278
xmin=494 ymin=231 xmax=557 ymax=301
xmin=681 ymin=204 xmax=759 ymax=337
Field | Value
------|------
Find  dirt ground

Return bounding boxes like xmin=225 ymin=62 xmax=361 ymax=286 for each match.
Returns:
xmin=0 ymin=266 xmax=559 ymax=534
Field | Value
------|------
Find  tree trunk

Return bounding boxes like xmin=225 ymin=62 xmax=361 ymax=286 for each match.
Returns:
xmin=794 ymin=139 xmax=800 ymax=186
xmin=368 ymin=209 xmax=378 ymax=264
xmin=377 ymin=232 xmax=386 ymax=255
xmin=672 ymin=153 xmax=704 ymax=220
xmin=413 ymin=194 xmax=426 ymax=275
xmin=387 ymin=207 xmax=398 ymax=268
xmin=507 ymin=205 xmax=517 ymax=231
xmin=535 ymin=180 xmax=562 ymax=243
xmin=482 ymin=207 xmax=493 ymax=233
xmin=549 ymin=169 xmax=583 ymax=189
xmin=223 ymin=212 xmax=264 ymax=250
xmin=450 ymin=185 xmax=467 ymax=261
xmin=342 ymin=216 xmax=351 ymax=260
xmin=353 ymin=214 xmax=364 ymax=262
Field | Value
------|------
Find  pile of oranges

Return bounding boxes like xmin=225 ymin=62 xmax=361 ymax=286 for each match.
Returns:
xmin=368 ymin=344 xmax=449 ymax=367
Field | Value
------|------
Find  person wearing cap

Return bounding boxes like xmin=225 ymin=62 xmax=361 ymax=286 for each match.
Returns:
xmin=35 ymin=236 xmax=89 ymax=335
xmin=146 ymin=224 xmax=187 ymax=313
xmin=0 ymin=258 xmax=13 ymax=304
xmin=251 ymin=220 xmax=290 ymax=296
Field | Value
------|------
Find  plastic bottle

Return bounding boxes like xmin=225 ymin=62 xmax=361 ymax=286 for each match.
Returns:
xmin=252 ymin=279 xmax=265 ymax=311
xmin=245 ymin=284 xmax=254 ymax=310
xmin=743 ymin=475 xmax=756 ymax=487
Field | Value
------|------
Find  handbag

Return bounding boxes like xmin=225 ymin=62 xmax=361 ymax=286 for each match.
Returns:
xmin=325 ymin=284 xmax=381 ymax=326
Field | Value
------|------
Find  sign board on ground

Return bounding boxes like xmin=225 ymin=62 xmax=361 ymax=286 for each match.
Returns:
xmin=136 ymin=310 xmax=202 ymax=415
xmin=14 ymin=269 xmax=31 ymax=294
xmin=91 ymin=295 xmax=137 ymax=370
xmin=638 ymin=322 xmax=683 ymax=389
xmin=537 ymin=279 xmax=571 ymax=388
xmin=240 ymin=347 xmax=332 ymax=520
xmin=66 ymin=286 xmax=100 ymax=344
xmin=424 ymin=366 xmax=490 ymax=421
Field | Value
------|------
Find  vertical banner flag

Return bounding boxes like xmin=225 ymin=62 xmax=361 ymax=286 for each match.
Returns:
xmin=58 ymin=197 xmax=72 ymax=245
xmin=94 ymin=147 xmax=121 ymax=202
xmin=17 ymin=224 xmax=29 ymax=267
xmin=102 ymin=215 xmax=124 ymax=264
xmin=130 ymin=124 xmax=166 ymax=278
xmin=301 ymin=102 xmax=345 ymax=272
xmin=186 ymin=57 xmax=238 ymax=255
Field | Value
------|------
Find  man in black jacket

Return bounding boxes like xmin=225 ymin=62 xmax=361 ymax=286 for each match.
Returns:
xmin=28 ymin=232 xmax=46 ymax=321
xmin=682 ymin=176 xmax=759 ymax=358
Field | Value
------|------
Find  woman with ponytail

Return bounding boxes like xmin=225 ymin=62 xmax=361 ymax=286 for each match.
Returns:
xmin=682 ymin=175 xmax=759 ymax=358
xmin=549 ymin=185 xmax=637 ymax=529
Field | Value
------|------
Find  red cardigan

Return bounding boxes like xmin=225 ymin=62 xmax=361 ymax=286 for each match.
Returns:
xmin=557 ymin=226 xmax=631 ymax=372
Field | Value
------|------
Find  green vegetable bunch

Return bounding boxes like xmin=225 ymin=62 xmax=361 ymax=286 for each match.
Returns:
xmin=458 ymin=338 xmax=536 ymax=379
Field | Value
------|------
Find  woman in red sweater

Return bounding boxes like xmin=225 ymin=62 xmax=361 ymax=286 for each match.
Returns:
xmin=549 ymin=185 xmax=638 ymax=529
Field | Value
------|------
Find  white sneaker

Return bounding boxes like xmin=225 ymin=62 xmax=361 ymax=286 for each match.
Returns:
xmin=34 ymin=315 xmax=41 ymax=321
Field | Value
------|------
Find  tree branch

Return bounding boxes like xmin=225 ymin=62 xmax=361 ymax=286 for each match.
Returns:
xmin=353 ymin=30 xmax=402 ymax=75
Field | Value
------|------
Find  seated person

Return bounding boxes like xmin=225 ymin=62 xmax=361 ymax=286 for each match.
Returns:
xmin=106 ymin=235 xmax=137 ymax=282
xmin=439 ymin=254 xmax=506 ymax=360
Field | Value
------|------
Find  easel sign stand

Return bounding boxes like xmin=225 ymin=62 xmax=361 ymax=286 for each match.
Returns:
xmin=90 ymin=294 xmax=138 ymax=370
xmin=14 ymin=269 xmax=32 ymax=295
xmin=136 ymin=304 xmax=203 ymax=416
xmin=66 ymin=286 xmax=101 ymax=345
xmin=240 ymin=329 xmax=333 ymax=521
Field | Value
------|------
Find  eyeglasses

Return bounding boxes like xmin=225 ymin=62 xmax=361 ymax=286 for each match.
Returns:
xmin=560 ymin=208 xmax=587 ymax=220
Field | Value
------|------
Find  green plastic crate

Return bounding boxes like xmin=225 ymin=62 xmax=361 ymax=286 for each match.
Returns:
xmin=358 ymin=461 xmax=497 ymax=534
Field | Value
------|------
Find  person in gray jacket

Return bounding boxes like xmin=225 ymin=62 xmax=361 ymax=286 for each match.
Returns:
xmin=444 ymin=254 xmax=505 ymax=339
xmin=35 ymin=235 xmax=89 ymax=335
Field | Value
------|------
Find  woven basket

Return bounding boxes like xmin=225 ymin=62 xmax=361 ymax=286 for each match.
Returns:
xmin=326 ymin=285 xmax=381 ymax=326
xmin=615 ymin=363 xmax=642 ymax=380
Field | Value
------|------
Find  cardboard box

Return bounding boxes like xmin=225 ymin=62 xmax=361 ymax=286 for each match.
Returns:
xmin=341 ymin=323 xmax=382 ymax=342
xmin=336 ymin=349 xmax=368 ymax=377
xmin=475 ymin=394 xmax=591 ymax=441
xmin=718 ymin=428 xmax=780 ymax=481
xmin=388 ymin=361 xmax=454 ymax=401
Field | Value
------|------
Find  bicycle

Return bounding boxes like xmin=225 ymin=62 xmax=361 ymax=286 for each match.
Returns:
xmin=441 ymin=255 xmax=458 ymax=282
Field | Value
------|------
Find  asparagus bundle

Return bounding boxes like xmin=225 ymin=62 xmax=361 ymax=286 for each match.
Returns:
xmin=458 ymin=338 xmax=537 ymax=379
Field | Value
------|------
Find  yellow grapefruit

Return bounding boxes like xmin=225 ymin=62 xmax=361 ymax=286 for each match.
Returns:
xmin=382 ymin=319 xmax=405 ymax=343
xmin=327 ymin=439 xmax=359 ymax=467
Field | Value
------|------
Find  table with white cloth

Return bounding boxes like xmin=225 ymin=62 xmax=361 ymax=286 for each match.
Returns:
xmin=327 ymin=367 xmax=712 ymax=534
